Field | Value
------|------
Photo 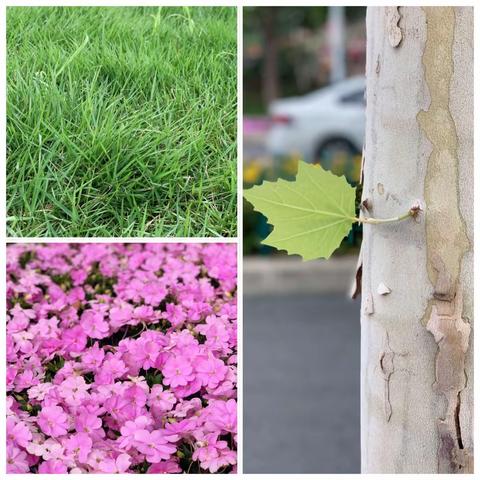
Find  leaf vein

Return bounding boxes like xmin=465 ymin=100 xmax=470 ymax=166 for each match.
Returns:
xmin=246 ymin=194 xmax=352 ymax=220
xmin=273 ymin=218 xmax=348 ymax=242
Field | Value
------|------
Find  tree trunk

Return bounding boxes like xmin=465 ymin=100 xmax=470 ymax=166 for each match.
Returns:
xmin=261 ymin=8 xmax=279 ymax=106
xmin=361 ymin=7 xmax=473 ymax=473
xmin=328 ymin=6 xmax=346 ymax=83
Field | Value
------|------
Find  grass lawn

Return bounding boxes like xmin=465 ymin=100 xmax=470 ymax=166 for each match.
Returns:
xmin=7 ymin=7 xmax=237 ymax=237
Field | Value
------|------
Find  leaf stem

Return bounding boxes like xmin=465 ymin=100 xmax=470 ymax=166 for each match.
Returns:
xmin=355 ymin=205 xmax=421 ymax=225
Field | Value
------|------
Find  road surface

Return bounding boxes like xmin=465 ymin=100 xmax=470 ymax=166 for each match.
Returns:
xmin=243 ymin=293 xmax=361 ymax=473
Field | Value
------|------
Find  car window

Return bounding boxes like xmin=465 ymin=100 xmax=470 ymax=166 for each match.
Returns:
xmin=339 ymin=89 xmax=365 ymax=105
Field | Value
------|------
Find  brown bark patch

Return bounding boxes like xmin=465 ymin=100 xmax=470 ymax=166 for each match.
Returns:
xmin=418 ymin=7 xmax=472 ymax=473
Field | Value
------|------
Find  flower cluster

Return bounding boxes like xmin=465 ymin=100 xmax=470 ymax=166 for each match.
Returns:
xmin=7 ymin=243 xmax=237 ymax=474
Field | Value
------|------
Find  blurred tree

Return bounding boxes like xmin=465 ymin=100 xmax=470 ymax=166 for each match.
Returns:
xmin=244 ymin=7 xmax=328 ymax=111
xmin=243 ymin=6 xmax=366 ymax=113
xmin=261 ymin=8 xmax=279 ymax=105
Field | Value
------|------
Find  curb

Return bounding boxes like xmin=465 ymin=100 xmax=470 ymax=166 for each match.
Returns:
xmin=243 ymin=255 xmax=358 ymax=297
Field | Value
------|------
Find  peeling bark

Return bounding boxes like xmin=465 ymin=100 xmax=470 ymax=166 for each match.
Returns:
xmin=426 ymin=289 xmax=471 ymax=472
xmin=363 ymin=292 xmax=374 ymax=316
xmin=376 ymin=283 xmax=391 ymax=296
xmin=386 ymin=7 xmax=402 ymax=47
xmin=379 ymin=336 xmax=395 ymax=422
xmin=362 ymin=7 xmax=473 ymax=473
xmin=351 ymin=244 xmax=363 ymax=299
xmin=418 ymin=7 xmax=473 ymax=473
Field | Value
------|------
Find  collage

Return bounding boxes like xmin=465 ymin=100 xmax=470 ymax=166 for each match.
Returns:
xmin=3 ymin=1 xmax=476 ymax=477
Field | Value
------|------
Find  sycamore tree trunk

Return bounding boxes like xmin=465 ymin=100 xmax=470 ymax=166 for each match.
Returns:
xmin=361 ymin=7 xmax=473 ymax=473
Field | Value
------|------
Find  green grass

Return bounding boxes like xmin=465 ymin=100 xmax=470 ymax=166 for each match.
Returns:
xmin=7 ymin=6 xmax=237 ymax=237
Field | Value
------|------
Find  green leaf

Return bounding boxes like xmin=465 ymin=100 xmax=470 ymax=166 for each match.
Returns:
xmin=244 ymin=161 xmax=356 ymax=260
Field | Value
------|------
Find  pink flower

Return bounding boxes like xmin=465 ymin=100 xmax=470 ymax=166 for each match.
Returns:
xmin=95 ymin=354 xmax=127 ymax=384
xmin=62 ymin=325 xmax=87 ymax=355
xmin=104 ymin=393 xmax=134 ymax=423
xmin=14 ymin=368 xmax=39 ymax=390
xmin=148 ymin=459 xmax=182 ymax=473
xmin=109 ymin=304 xmax=133 ymax=328
xmin=75 ymin=411 xmax=103 ymax=436
xmin=134 ymin=305 xmax=156 ymax=321
xmin=162 ymin=356 xmax=195 ymax=388
xmin=119 ymin=415 xmax=152 ymax=449
xmin=87 ymin=449 xmax=108 ymax=471
xmin=148 ymin=385 xmax=176 ymax=413
xmin=164 ymin=303 xmax=187 ymax=328
xmin=142 ymin=282 xmax=167 ymax=306
xmin=71 ymin=267 xmax=88 ymax=285
xmin=65 ymin=432 xmax=92 ymax=463
xmin=196 ymin=356 xmax=228 ymax=389
xmin=10 ymin=304 xmax=36 ymax=327
xmin=134 ymin=429 xmax=179 ymax=463
xmin=59 ymin=376 xmax=90 ymax=405
xmin=38 ymin=459 xmax=68 ymax=473
xmin=6 ymin=365 xmax=17 ymax=390
xmin=192 ymin=434 xmax=236 ymax=473
xmin=12 ymin=330 xmax=34 ymax=353
xmin=165 ymin=417 xmax=198 ymax=436
xmin=207 ymin=399 xmax=237 ymax=434
xmin=7 ymin=444 xmax=30 ymax=473
xmin=32 ymin=317 xmax=60 ymax=339
xmin=27 ymin=438 xmax=64 ymax=460
xmin=135 ymin=339 xmax=159 ymax=370
xmin=81 ymin=310 xmax=109 ymax=339
xmin=98 ymin=453 xmax=131 ymax=473
xmin=7 ymin=417 xmax=32 ymax=448
xmin=124 ymin=384 xmax=148 ymax=409
xmin=173 ymin=397 xmax=202 ymax=418
xmin=196 ymin=315 xmax=230 ymax=352
xmin=28 ymin=382 xmax=53 ymax=401
xmin=81 ymin=343 xmax=105 ymax=372
xmin=37 ymin=405 xmax=69 ymax=437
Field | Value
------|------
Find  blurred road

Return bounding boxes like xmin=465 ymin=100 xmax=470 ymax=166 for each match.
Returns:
xmin=243 ymin=293 xmax=361 ymax=473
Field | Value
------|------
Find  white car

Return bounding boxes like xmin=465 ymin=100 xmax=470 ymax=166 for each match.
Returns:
xmin=266 ymin=76 xmax=365 ymax=162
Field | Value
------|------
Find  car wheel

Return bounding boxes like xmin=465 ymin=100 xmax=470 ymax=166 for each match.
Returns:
xmin=314 ymin=138 xmax=358 ymax=164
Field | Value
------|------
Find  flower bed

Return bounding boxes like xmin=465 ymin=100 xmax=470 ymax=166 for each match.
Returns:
xmin=7 ymin=243 xmax=237 ymax=474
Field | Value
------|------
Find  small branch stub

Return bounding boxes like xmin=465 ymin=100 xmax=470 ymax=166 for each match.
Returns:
xmin=357 ymin=201 xmax=422 ymax=225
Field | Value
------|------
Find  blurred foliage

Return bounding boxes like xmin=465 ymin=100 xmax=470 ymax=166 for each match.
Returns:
xmin=244 ymin=6 xmax=366 ymax=114
xmin=244 ymin=6 xmax=365 ymax=37
xmin=244 ymin=7 xmax=328 ymax=35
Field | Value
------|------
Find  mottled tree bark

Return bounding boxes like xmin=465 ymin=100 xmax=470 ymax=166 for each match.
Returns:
xmin=361 ymin=7 xmax=473 ymax=473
